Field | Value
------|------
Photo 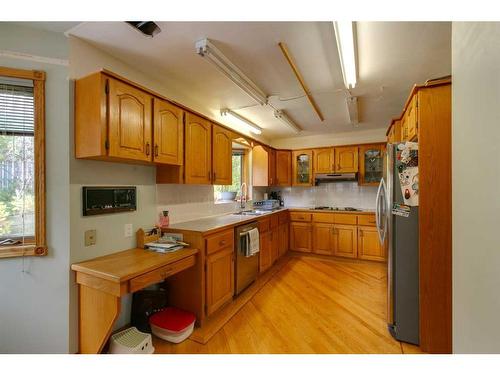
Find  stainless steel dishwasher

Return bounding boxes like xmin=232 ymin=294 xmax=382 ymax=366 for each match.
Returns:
xmin=234 ymin=222 xmax=260 ymax=295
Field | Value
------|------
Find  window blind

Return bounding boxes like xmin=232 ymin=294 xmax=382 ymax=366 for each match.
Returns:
xmin=0 ymin=83 xmax=34 ymax=136
xmin=0 ymin=79 xmax=35 ymax=241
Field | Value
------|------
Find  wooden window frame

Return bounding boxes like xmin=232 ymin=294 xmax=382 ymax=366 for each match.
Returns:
xmin=0 ymin=66 xmax=47 ymax=259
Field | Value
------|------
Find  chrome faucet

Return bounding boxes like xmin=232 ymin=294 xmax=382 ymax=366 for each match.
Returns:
xmin=239 ymin=182 xmax=247 ymax=209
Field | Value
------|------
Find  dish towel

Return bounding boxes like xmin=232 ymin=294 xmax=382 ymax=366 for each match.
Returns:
xmin=247 ymin=228 xmax=260 ymax=256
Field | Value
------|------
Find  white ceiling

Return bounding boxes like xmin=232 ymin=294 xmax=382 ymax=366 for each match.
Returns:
xmin=40 ymin=21 xmax=451 ymax=140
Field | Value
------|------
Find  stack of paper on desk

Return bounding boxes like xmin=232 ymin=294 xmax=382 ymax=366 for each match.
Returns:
xmin=145 ymin=242 xmax=184 ymax=253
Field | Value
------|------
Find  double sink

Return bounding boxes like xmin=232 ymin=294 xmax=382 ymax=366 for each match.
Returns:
xmin=232 ymin=209 xmax=266 ymax=216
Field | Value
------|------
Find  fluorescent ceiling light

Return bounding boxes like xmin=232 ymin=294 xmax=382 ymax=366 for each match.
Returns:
xmin=274 ymin=110 xmax=302 ymax=134
xmin=196 ymin=38 xmax=268 ymax=105
xmin=346 ymin=96 xmax=359 ymax=126
xmin=220 ymin=108 xmax=263 ymax=135
xmin=334 ymin=21 xmax=357 ymax=89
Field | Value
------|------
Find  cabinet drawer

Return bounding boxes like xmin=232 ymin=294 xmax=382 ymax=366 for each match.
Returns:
xmin=270 ymin=213 xmax=279 ymax=229
xmin=312 ymin=212 xmax=334 ymax=223
xmin=290 ymin=212 xmax=312 ymax=222
xmin=333 ymin=213 xmax=357 ymax=225
xmin=357 ymin=214 xmax=376 ymax=226
xmin=206 ymin=229 xmax=234 ymax=255
xmin=129 ymin=255 xmax=196 ymax=293
xmin=258 ymin=218 xmax=270 ymax=233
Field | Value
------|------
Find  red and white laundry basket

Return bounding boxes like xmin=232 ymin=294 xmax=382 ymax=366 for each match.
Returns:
xmin=149 ymin=307 xmax=196 ymax=344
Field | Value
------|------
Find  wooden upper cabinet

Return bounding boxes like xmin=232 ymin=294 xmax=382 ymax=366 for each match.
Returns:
xmin=185 ymin=112 xmax=212 ymax=184
xmin=388 ymin=120 xmax=401 ymax=144
xmin=313 ymin=148 xmax=335 ymax=174
xmin=276 ymin=150 xmax=292 ymax=186
xmin=358 ymin=143 xmax=385 ymax=186
xmin=292 ymin=150 xmax=313 ymax=186
xmin=406 ymin=95 xmax=418 ymax=141
xmin=107 ymin=77 xmax=154 ymax=162
xmin=268 ymin=148 xmax=277 ymax=186
xmin=153 ymin=98 xmax=183 ymax=165
xmin=334 ymin=146 xmax=358 ymax=173
xmin=212 ymin=124 xmax=233 ymax=185
xmin=252 ymin=145 xmax=276 ymax=187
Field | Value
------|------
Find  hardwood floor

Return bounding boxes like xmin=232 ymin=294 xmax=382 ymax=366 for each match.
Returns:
xmin=154 ymin=255 xmax=424 ymax=354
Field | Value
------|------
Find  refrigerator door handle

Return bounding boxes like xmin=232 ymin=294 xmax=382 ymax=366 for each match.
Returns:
xmin=375 ymin=178 xmax=387 ymax=245
xmin=375 ymin=179 xmax=383 ymax=232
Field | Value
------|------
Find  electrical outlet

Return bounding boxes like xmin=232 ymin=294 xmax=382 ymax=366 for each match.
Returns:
xmin=84 ymin=229 xmax=96 ymax=246
xmin=124 ymin=224 xmax=133 ymax=238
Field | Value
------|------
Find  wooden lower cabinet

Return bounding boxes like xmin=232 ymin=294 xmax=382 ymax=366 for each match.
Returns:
xmin=290 ymin=222 xmax=312 ymax=252
xmin=270 ymin=227 xmax=279 ymax=264
xmin=357 ymin=226 xmax=385 ymax=262
xmin=206 ymin=247 xmax=234 ymax=316
xmin=278 ymin=223 xmax=289 ymax=258
xmin=312 ymin=223 xmax=334 ymax=255
xmin=332 ymin=224 xmax=358 ymax=259
xmin=259 ymin=231 xmax=272 ymax=273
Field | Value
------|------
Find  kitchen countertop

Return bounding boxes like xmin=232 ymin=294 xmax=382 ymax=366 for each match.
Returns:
xmin=165 ymin=207 xmax=375 ymax=234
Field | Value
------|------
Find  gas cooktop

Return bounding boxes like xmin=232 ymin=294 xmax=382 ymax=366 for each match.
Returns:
xmin=312 ymin=206 xmax=361 ymax=212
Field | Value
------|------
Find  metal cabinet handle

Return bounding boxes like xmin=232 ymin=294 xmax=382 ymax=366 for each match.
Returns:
xmin=146 ymin=142 xmax=150 ymax=156
xmin=219 ymin=240 xmax=226 ymax=246
xmin=154 ymin=144 xmax=159 ymax=157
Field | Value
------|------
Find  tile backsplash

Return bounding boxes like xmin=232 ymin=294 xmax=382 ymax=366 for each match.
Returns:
xmin=156 ymin=184 xmax=251 ymax=224
xmin=271 ymin=182 xmax=377 ymax=209
xmin=155 ymin=182 xmax=376 ymax=225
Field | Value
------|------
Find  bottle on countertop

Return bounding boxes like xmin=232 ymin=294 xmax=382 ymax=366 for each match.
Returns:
xmin=158 ymin=210 xmax=169 ymax=228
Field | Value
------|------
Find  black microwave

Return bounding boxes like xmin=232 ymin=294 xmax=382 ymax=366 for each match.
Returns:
xmin=82 ymin=186 xmax=136 ymax=216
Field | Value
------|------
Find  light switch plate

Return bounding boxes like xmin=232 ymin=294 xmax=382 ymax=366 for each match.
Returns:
xmin=85 ymin=229 xmax=96 ymax=246
xmin=124 ymin=224 xmax=133 ymax=238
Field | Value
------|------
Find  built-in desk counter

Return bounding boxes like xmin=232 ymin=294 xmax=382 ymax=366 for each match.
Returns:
xmin=72 ymin=247 xmax=198 ymax=354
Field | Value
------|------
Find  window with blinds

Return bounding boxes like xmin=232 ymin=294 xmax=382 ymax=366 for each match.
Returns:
xmin=0 ymin=79 xmax=35 ymax=243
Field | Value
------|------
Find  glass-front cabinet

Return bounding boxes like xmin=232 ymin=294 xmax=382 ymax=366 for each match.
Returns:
xmin=292 ymin=150 xmax=313 ymax=186
xmin=359 ymin=144 xmax=385 ymax=186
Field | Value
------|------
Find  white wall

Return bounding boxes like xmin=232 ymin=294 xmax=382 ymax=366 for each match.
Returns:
xmin=271 ymin=128 xmax=386 ymax=149
xmin=0 ymin=24 xmax=71 ymax=353
xmin=452 ymin=22 xmax=500 ymax=353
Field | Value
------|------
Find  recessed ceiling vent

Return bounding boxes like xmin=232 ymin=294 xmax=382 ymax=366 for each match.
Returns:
xmin=126 ymin=21 xmax=161 ymax=37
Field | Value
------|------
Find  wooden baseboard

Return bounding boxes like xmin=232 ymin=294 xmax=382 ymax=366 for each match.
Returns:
xmin=288 ymin=251 xmax=387 ymax=265
xmin=189 ymin=255 xmax=290 ymax=344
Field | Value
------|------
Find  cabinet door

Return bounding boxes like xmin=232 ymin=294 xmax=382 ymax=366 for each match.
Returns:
xmin=290 ymin=222 xmax=312 ymax=252
xmin=312 ymin=223 xmax=334 ymax=255
xmin=401 ymin=113 xmax=408 ymax=141
xmin=185 ymin=113 xmax=212 ymax=184
xmin=334 ymin=146 xmax=358 ymax=173
xmin=332 ymin=224 xmax=358 ymax=258
xmin=252 ymin=145 xmax=270 ymax=187
xmin=153 ymin=98 xmax=183 ymax=165
xmin=406 ymin=96 xmax=418 ymax=141
xmin=313 ymin=148 xmax=335 ymax=174
xmin=276 ymin=150 xmax=291 ymax=186
xmin=270 ymin=227 xmax=279 ymax=264
xmin=278 ymin=223 xmax=289 ymax=258
xmin=358 ymin=226 xmax=386 ymax=262
xmin=108 ymin=78 xmax=153 ymax=162
xmin=212 ymin=124 xmax=233 ymax=185
xmin=259 ymin=231 xmax=272 ymax=273
xmin=292 ymin=150 xmax=313 ymax=186
xmin=206 ymin=247 xmax=234 ymax=316
xmin=358 ymin=144 xmax=385 ymax=186
xmin=268 ymin=148 xmax=277 ymax=186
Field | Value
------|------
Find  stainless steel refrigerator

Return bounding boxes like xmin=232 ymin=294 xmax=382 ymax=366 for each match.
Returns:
xmin=376 ymin=143 xmax=419 ymax=345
